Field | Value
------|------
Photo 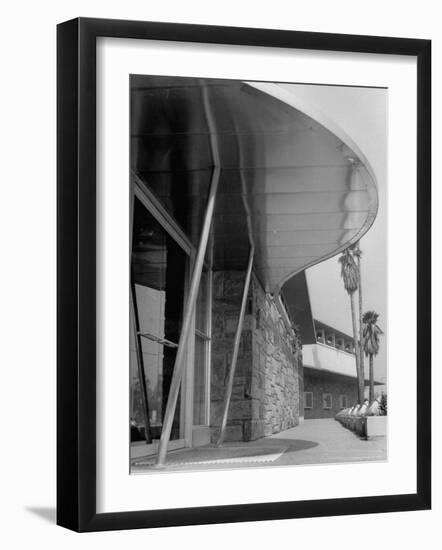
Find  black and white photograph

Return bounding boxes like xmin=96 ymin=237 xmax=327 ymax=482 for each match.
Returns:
xmin=0 ymin=0 xmax=435 ymax=543
xmin=56 ymin=13 xmax=430 ymax=533
xmin=129 ymin=75 xmax=388 ymax=472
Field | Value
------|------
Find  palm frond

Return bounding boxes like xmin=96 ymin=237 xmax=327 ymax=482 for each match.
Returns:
xmin=338 ymin=249 xmax=359 ymax=294
xmin=362 ymin=310 xmax=383 ymax=356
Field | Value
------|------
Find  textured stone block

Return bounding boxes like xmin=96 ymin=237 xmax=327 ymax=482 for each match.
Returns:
xmin=251 ymin=398 xmax=261 ymax=419
xmin=224 ymin=314 xmax=239 ymax=334
xmin=210 ymin=423 xmax=244 ymax=443
xmin=211 ymin=399 xmax=252 ymax=422
xmin=211 ymin=354 xmax=226 ymax=386
xmin=210 ymin=387 xmax=227 ymax=401
xmin=243 ymin=419 xmax=265 ymax=441
xmin=223 ymin=423 xmax=244 ymax=442
xmin=234 ymin=357 xmax=252 ymax=377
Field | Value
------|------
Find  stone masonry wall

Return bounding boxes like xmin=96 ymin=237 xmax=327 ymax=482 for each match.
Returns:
xmin=210 ymin=270 xmax=301 ymax=442
xmin=210 ymin=270 xmax=254 ymax=442
xmin=251 ymin=276 xmax=301 ymax=436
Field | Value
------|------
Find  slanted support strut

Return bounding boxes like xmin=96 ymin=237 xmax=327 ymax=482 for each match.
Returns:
xmin=156 ymin=85 xmax=220 ymax=467
xmin=155 ymin=166 xmax=219 ymax=466
xmin=217 ymin=246 xmax=254 ymax=447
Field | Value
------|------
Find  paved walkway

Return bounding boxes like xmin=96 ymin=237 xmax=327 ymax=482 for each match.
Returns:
xmin=268 ymin=418 xmax=386 ymax=466
xmin=131 ymin=418 xmax=386 ymax=472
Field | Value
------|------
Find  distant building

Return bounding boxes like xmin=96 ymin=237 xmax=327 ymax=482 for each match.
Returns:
xmin=283 ymin=273 xmax=383 ymax=421
xmin=304 ymin=320 xmax=368 ymax=419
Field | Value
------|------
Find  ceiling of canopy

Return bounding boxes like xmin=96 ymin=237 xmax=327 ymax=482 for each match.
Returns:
xmin=131 ymin=75 xmax=378 ymax=294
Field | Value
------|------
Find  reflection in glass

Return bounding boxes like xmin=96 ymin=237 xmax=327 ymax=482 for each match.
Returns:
xmin=193 ymin=335 xmax=207 ymax=425
xmin=130 ymin=197 xmax=186 ymax=440
xmin=193 ymin=266 xmax=211 ymax=426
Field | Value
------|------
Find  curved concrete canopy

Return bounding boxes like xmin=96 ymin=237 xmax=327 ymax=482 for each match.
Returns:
xmin=131 ymin=76 xmax=378 ymax=294
xmin=235 ymin=82 xmax=378 ymax=293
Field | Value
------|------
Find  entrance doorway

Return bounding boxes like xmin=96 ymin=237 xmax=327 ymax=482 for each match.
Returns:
xmin=130 ymin=196 xmax=187 ymax=456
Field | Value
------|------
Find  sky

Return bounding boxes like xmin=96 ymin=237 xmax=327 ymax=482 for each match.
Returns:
xmin=281 ymin=83 xmax=388 ymax=388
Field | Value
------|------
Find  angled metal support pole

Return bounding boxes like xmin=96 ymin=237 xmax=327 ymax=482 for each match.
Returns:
xmin=156 ymin=86 xmax=220 ymax=467
xmin=155 ymin=166 xmax=219 ymax=466
xmin=217 ymin=246 xmax=254 ymax=447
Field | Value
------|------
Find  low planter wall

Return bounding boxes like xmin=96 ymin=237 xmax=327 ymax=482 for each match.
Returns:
xmin=336 ymin=414 xmax=387 ymax=439
xmin=364 ymin=416 xmax=387 ymax=438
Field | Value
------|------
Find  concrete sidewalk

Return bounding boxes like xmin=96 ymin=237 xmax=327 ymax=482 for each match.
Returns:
xmin=268 ymin=418 xmax=386 ymax=465
xmin=131 ymin=418 xmax=386 ymax=472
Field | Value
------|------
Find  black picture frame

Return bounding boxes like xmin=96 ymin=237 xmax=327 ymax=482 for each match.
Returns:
xmin=57 ymin=17 xmax=431 ymax=532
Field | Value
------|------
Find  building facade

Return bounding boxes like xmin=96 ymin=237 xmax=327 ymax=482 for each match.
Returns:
xmin=301 ymin=319 xmax=382 ymax=419
xmin=302 ymin=320 xmax=359 ymax=419
xmin=129 ymin=75 xmax=378 ymax=465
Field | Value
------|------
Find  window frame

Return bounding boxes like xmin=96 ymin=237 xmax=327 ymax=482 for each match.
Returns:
xmin=322 ymin=393 xmax=333 ymax=409
xmin=193 ymin=251 xmax=213 ymax=427
xmin=303 ymin=391 xmax=314 ymax=409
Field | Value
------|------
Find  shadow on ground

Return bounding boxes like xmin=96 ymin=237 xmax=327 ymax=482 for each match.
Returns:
xmin=26 ymin=506 xmax=56 ymax=524
xmin=247 ymin=438 xmax=319 ymax=451
xmin=131 ymin=438 xmax=320 ymax=471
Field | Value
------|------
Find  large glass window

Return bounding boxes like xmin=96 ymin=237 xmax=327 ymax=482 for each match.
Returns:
xmin=130 ymin=197 xmax=187 ymax=441
xmin=130 ymin=77 xmax=213 ymax=247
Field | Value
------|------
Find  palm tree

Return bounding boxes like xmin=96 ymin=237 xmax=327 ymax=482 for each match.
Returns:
xmin=351 ymin=241 xmax=365 ymax=396
xmin=362 ymin=310 xmax=383 ymax=403
xmin=338 ymin=248 xmax=363 ymax=402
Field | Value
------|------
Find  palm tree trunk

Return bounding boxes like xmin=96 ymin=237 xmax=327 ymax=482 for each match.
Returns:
xmin=369 ymin=354 xmax=375 ymax=403
xmin=350 ymin=292 xmax=363 ymax=402
xmin=356 ymin=244 xmax=365 ymax=397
